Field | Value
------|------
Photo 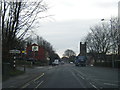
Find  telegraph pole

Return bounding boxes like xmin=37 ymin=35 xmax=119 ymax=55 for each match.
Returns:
xmin=118 ymin=1 xmax=120 ymax=55
xmin=0 ymin=1 xmax=2 ymax=89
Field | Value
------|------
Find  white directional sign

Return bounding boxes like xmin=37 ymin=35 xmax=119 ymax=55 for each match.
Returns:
xmin=9 ymin=50 xmax=21 ymax=54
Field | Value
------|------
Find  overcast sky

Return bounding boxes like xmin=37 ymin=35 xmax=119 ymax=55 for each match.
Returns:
xmin=32 ymin=0 xmax=119 ymax=57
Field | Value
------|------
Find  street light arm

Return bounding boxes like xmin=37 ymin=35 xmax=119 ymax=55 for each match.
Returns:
xmin=101 ymin=19 xmax=105 ymax=21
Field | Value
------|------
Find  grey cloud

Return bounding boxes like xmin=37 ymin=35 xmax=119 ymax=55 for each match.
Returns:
xmin=93 ymin=1 xmax=118 ymax=9
xmin=36 ymin=19 xmax=98 ymax=56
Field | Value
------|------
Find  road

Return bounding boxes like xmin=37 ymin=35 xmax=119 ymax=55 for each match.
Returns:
xmin=20 ymin=63 xmax=119 ymax=89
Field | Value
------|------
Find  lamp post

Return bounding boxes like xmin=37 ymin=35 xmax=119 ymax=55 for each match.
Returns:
xmin=101 ymin=18 xmax=115 ymax=68
xmin=118 ymin=1 xmax=120 ymax=56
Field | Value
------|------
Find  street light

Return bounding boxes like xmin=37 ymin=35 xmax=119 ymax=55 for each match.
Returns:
xmin=101 ymin=18 xmax=115 ymax=68
xmin=118 ymin=1 xmax=120 ymax=56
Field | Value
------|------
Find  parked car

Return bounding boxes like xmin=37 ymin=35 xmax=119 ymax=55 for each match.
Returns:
xmin=61 ymin=61 xmax=64 ymax=64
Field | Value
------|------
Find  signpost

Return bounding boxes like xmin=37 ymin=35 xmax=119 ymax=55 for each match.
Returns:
xmin=9 ymin=49 xmax=20 ymax=69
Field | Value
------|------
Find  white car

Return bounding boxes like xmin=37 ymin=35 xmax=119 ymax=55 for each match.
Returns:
xmin=70 ymin=62 xmax=73 ymax=64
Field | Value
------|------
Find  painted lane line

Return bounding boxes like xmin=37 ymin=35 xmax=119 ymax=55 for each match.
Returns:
xmin=77 ymin=74 xmax=85 ymax=80
xmin=89 ymin=82 xmax=98 ymax=90
xmin=72 ymin=68 xmax=102 ymax=89
xmin=94 ymin=78 xmax=120 ymax=83
xmin=21 ymin=73 xmax=44 ymax=88
xmin=70 ymin=70 xmax=86 ymax=88
xmin=104 ymin=83 xmax=119 ymax=86
xmin=72 ymin=68 xmax=86 ymax=79
xmin=72 ymin=68 xmax=86 ymax=77
xmin=35 ymin=81 xmax=44 ymax=88
xmin=34 ymin=73 xmax=44 ymax=82
xmin=22 ymin=83 xmax=30 ymax=88
xmin=79 ymin=74 xmax=85 ymax=79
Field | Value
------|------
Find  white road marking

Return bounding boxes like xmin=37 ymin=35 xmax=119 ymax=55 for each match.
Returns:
xmin=104 ymin=83 xmax=119 ymax=86
xmin=72 ymin=68 xmax=86 ymax=79
xmin=77 ymin=74 xmax=85 ymax=79
xmin=89 ymin=82 xmax=98 ymax=89
xmin=94 ymin=78 xmax=120 ymax=83
xmin=22 ymin=83 xmax=30 ymax=88
xmin=72 ymin=68 xmax=86 ymax=77
xmin=21 ymin=73 xmax=44 ymax=88
xmin=35 ymin=81 xmax=44 ymax=88
xmin=70 ymin=70 xmax=86 ymax=88
xmin=72 ymin=69 xmax=99 ymax=89
xmin=34 ymin=73 xmax=44 ymax=82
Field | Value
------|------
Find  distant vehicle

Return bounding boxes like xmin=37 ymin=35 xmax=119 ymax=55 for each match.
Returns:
xmin=52 ymin=59 xmax=59 ymax=66
xmin=61 ymin=61 xmax=64 ymax=64
xmin=70 ymin=62 xmax=73 ymax=64
xmin=75 ymin=56 xmax=87 ymax=66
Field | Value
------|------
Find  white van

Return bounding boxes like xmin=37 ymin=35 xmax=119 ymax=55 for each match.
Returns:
xmin=52 ymin=59 xmax=59 ymax=65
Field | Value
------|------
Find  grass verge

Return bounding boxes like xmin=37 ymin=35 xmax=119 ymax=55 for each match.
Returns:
xmin=9 ymin=69 xmax=25 ymax=77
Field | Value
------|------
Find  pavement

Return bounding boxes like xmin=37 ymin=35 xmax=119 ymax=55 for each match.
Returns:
xmin=2 ymin=65 xmax=51 ymax=88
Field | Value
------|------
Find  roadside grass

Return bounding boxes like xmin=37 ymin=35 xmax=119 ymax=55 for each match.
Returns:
xmin=3 ymin=60 xmax=49 ymax=81
xmin=2 ymin=68 xmax=25 ymax=81
xmin=16 ymin=60 xmax=31 ymax=65
xmin=9 ymin=69 xmax=25 ymax=77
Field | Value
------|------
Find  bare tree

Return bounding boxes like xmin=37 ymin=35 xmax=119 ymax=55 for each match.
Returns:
xmin=87 ymin=23 xmax=111 ymax=54
xmin=110 ymin=17 xmax=119 ymax=54
xmin=1 ymin=0 xmax=48 ymax=62
xmin=63 ymin=49 xmax=76 ymax=58
xmin=85 ymin=17 xmax=119 ymax=61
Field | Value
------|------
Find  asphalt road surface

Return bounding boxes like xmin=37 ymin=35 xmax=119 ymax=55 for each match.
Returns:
xmin=20 ymin=63 xmax=119 ymax=89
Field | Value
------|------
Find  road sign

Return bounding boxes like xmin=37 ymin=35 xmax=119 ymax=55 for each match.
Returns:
xmin=9 ymin=50 xmax=20 ymax=54
xmin=32 ymin=46 xmax=38 ymax=51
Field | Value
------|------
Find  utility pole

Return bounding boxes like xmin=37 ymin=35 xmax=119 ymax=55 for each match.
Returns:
xmin=0 ymin=1 xmax=2 ymax=89
xmin=118 ymin=1 xmax=120 ymax=55
xmin=110 ymin=19 xmax=115 ymax=68
xmin=101 ymin=19 xmax=115 ymax=68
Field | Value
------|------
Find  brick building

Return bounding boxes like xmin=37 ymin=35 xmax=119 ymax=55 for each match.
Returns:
xmin=26 ymin=43 xmax=46 ymax=61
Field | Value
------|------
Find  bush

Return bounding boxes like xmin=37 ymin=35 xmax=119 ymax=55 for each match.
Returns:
xmin=33 ymin=60 xmax=49 ymax=66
